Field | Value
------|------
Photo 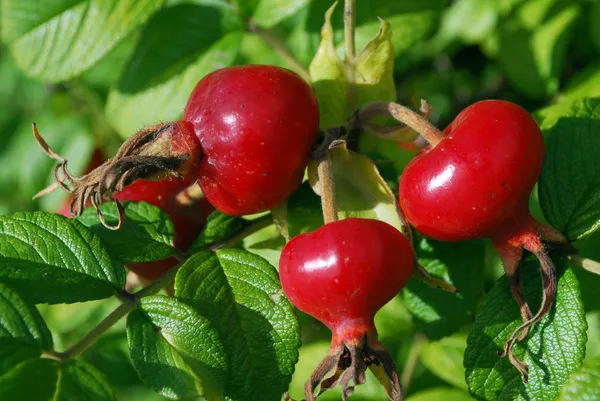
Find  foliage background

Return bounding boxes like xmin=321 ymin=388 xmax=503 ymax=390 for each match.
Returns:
xmin=0 ymin=0 xmax=600 ymax=400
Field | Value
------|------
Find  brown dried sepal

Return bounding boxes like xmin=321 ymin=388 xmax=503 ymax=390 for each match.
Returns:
xmin=494 ymin=221 xmax=576 ymax=383
xmin=284 ymin=335 xmax=402 ymax=401
xmin=32 ymin=122 xmax=195 ymax=230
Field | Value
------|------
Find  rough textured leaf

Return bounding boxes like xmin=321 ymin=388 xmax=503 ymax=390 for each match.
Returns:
xmin=128 ymin=295 xmax=228 ymax=400
xmin=175 ymin=249 xmax=300 ymax=401
xmin=188 ymin=211 xmax=247 ymax=254
xmin=1 ymin=0 xmax=164 ymax=81
xmin=538 ymin=98 xmax=600 ymax=240
xmin=557 ymin=356 xmax=600 ymax=401
xmin=308 ymin=143 xmax=410 ymax=238
xmin=309 ymin=3 xmax=396 ymax=128
xmin=0 ymin=358 xmax=116 ymax=401
xmin=252 ymin=0 xmax=309 ymax=28
xmin=403 ymin=237 xmax=484 ymax=340
xmin=0 ymin=212 xmax=125 ymax=303
xmin=420 ymin=333 xmax=468 ymax=390
xmin=77 ymin=201 xmax=176 ymax=264
xmin=106 ymin=10 xmax=242 ymax=138
xmin=465 ymin=262 xmax=587 ymax=401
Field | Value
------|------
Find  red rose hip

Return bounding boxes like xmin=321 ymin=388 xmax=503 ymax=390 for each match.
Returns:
xmin=280 ymin=218 xmax=413 ymax=401
xmin=395 ymin=99 xmax=574 ymax=382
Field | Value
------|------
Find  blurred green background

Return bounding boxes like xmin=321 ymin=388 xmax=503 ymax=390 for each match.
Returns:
xmin=1 ymin=0 xmax=600 ymax=400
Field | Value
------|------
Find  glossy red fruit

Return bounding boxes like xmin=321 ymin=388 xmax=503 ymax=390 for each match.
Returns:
xmin=183 ymin=65 xmax=320 ymax=215
xmin=115 ymin=178 xmax=213 ymax=281
xmin=398 ymin=99 xmax=571 ymax=382
xmin=280 ymin=218 xmax=413 ymax=401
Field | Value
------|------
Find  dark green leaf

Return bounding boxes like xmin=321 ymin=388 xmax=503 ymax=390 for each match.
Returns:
xmin=403 ymin=237 xmax=484 ymax=340
xmin=465 ymin=262 xmax=587 ymax=401
xmin=188 ymin=211 xmax=247 ymax=254
xmin=0 ymin=358 xmax=116 ymax=401
xmin=1 ymin=0 xmax=165 ymax=81
xmin=557 ymin=356 xmax=600 ymax=401
xmin=77 ymin=202 xmax=176 ymax=264
xmin=175 ymin=249 xmax=300 ymax=401
xmin=0 ymin=212 xmax=125 ymax=303
xmin=420 ymin=333 xmax=468 ymax=390
xmin=128 ymin=296 xmax=228 ymax=399
xmin=538 ymin=98 xmax=600 ymax=240
xmin=106 ymin=16 xmax=242 ymax=138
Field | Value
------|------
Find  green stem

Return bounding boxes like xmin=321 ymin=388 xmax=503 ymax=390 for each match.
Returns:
xmin=318 ymin=156 xmax=338 ymax=224
xmin=248 ymin=23 xmax=311 ymax=83
xmin=344 ymin=0 xmax=356 ymax=61
xmin=400 ymin=332 xmax=426 ymax=392
xmin=567 ymin=254 xmax=600 ymax=275
xmin=46 ymin=216 xmax=273 ymax=361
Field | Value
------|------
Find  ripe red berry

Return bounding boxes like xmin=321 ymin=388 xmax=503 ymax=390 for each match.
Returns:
xmin=183 ymin=65 xmax=320 ymax=215
xmin=280 ymin=218 xmax=413 ymax=401
xmin=398 ymin=99 xmax=573 ymax=381
xmin=35 ymin=65 xmax=319 ymax=225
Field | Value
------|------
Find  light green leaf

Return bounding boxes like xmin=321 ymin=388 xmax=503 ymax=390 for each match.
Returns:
xmin=127 ymin=309 xmax=217 ymax=400
xmin=252 ymin=0 xmax=309 ymax=28
xmin=0 ymin=212 xmax=125 ymax=304
xmin=1 ymin=0 xmax=164 ymax=81
xmin=538 ymin=98 xmax=600 ymax=240
xmin=406 ymin=388 xmax=474 ymax=401
xmin=175 ymin=249 xmax=300 ymax=401
xmin=0 ymin=358 xmax=115 ymax=401
xmin=465 ymin=262 xmax=587 ymax=401
xmin=557 ymin=356 xmax=600 ymax=401
xmin=106 ymin=12 xmax=242 ymax=138
xmin=309 ymin=3 xmax=396 ymax=128
xmin=403 ymin=237 xmax=484 ymax=339
xmin=308 ymin=142 xmax=410 ymax=238
xmin=77 ymin=202 xmax=176 ymax=264
xmin=420 ymin=333 xmax=468 ymax=390
xmin=560 ymin=63 xmax=600 ymax=103
xmin=496 ymin=3 xmax=580 ymax=98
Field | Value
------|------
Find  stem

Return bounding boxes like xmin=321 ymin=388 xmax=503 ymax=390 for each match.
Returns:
xmin=318 ymin=157 xmax=338 ymax=224
xmin=567 ymin=254 xmax=600 ymax=275
xmin=344 ymin=0 xmax=356 ymax=61
xmin=248 ymin=23 xmax=311 ymax=83
xmin=400 ymin=332 xmax=425 ymax=391
xmin=46 ymin=216 xmax=273 ymax=361
xmin=359 ymin=101 xmax=445 ymax=147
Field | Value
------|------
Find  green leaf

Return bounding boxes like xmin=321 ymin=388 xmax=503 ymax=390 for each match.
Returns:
xmin=538 ymin=98 xmax=600 ymax=240
xmin=465 ymin=262 xmax=587 ymax=401
xmin=495 ymin=3 xmax=580 ymax=98
xmin=188 ymin=211 xmax=247 ymax=254
xmin=128 ymin=295 xmax=228 ymax=400
xmin=0 ymin=358 xmax=116 ymax=401
xmin=560 ymin=63 xmax=600 ymax=103
xmin=106 ymin=6 xmax=242 ymax=138
xmin=557 ymin=356 xmax=600 ymax=401
xmin=1 ymin=0 xmax=165 ymax=82
xmin=252 ymin=0 xmax=309 ymax=28
xmin=420 ymin=333 xmax=468 ymax=390
xmin=403 ymin=237 xmax=484 ymax=340
xmin=308 ymin=142 xmax=410 ymax=238
xmin=0 ymin=212 xmax=125 ymax=304
xmin=308 ymin=3 xmax=396 ymax=128
xmin=77 ymin=202 xmax=176 ymax=264
xmin=175 ymin=249 xmax=300 ymax=401
xmin=406 ymin=388 xmax=474 ymax=401
xmin=0 ymin=282 xmax=53 ymax=376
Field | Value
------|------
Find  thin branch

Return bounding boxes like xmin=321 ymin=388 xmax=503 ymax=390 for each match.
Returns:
xmin=344 ymin=0 xmax=356 ymax=61
xmin=567 ymin=254 xmax=600 ymax=275
xmin=248 ymin=23 xmax=311 ymax=82
xmin=318 ymin=157 xmax=338 ymax=224
xmin=400 ymin=332 xmax=426 ymax=391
